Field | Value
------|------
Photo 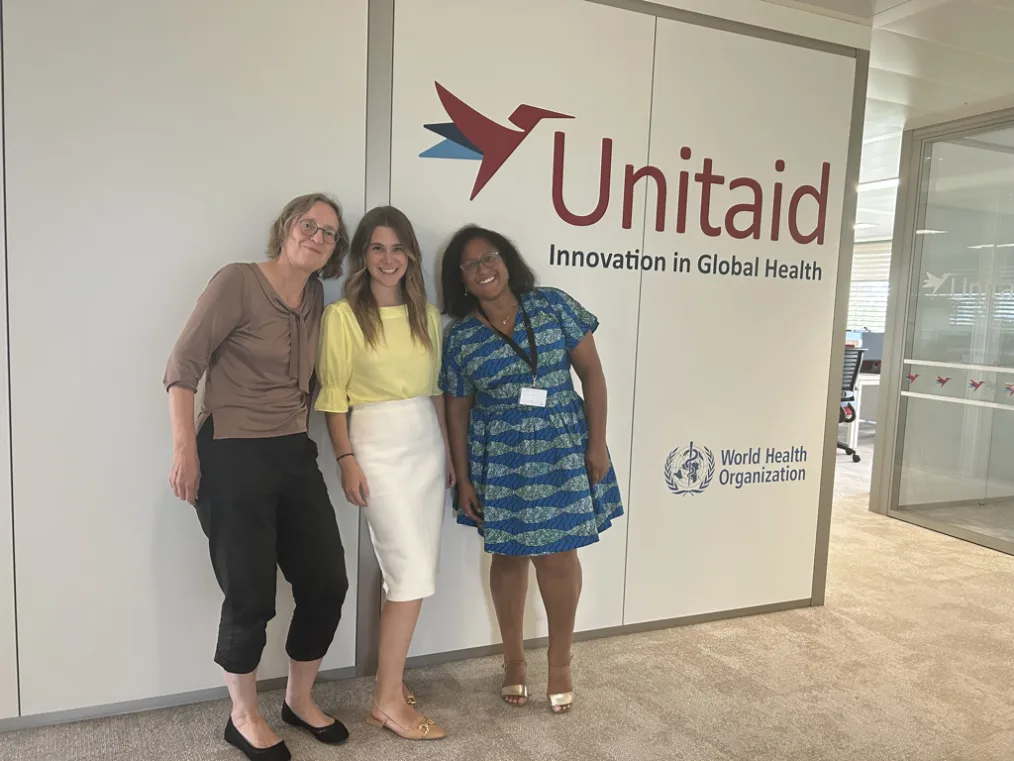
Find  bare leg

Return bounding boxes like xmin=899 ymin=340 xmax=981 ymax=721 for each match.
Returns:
xmin=225 ymin=671 xmax=281 ymax=748
xmin=370 ymin=599 xmax=435 ymax=729
xmin=532 ymin=550 xmax=582 ymax=712
xmin=284 ymin=658 xmax=334 ymax=727
xmin=490 ymin=554 xmax=531 ymax=704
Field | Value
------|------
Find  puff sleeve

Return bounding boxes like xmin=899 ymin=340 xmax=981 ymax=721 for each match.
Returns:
xmin=314 ymin=302 xmax=354 ymax=413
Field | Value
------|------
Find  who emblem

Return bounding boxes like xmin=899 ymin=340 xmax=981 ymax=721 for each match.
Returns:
xmin=664 ymin=441 xmax=716 ymax=496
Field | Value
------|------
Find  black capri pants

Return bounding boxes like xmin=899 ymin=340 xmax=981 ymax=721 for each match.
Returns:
xmin=194 ymin=417 xmax=348 ymax=674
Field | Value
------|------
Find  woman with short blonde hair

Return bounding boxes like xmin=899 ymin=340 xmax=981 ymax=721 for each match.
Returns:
xmin=165 ymin=193 xmax=352 ymax=761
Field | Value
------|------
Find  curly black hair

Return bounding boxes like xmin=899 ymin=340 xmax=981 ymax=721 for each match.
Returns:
xmin=440 ymin=225 xmax=537 ymax=318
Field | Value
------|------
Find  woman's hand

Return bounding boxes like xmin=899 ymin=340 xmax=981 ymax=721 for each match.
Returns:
xmin=456 ymin=481 xmax=483 ymax=525
xmin=169 ymin=446 xmax=201 ymax=505
xmin=586 ymin=442 xmax=609 ymax=486
xmin=339 ymin=457 xmax=370 ymax=507
xmin=445 ymin=446 xmax=457 ymax=489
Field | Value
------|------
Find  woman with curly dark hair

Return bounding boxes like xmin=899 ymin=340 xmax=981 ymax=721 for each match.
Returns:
xmin=439 ymin=224 xmax=624 ymax=714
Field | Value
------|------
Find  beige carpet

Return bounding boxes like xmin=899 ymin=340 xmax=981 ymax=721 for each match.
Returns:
xmin=2 ymin=438 xmax=1013 ymax=761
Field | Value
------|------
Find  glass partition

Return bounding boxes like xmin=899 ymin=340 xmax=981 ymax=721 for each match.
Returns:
xmin=890 ymin=125 xmax=1014 ymax=550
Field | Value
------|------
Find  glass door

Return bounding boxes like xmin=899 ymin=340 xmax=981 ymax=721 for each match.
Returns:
xmin=889 ymin=125 xmax=1014 ymax=552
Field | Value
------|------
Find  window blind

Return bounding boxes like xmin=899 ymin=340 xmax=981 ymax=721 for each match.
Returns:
xmin=847 ymin=240 xmax=892 ymax=332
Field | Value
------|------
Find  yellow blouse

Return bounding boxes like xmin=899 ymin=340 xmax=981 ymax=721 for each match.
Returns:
xmin=315 ymin=299 xmax=442 ymax=414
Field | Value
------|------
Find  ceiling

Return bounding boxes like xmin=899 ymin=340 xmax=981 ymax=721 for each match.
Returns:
xmin=760 ymin=0 xmax=1014 ymax=242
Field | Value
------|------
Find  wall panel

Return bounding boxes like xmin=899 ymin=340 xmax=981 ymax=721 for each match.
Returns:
xmin=624 ymin=18 xmax=856 ymax=623
xmin=390 ymin=0 xmax=655 ymax=657
xmin=0 ymin=43 xmax=20 ymax=719
xmin=4 ymin=0 xmax=367 ymax=715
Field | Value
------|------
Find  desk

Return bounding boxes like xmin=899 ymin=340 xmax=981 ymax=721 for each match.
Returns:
xmin=848 ymin=373 xmax=880 ymax=450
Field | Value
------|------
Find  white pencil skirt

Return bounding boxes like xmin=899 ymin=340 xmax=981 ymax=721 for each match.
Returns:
xmin=349 ymin=396 xmax=446 ymax=602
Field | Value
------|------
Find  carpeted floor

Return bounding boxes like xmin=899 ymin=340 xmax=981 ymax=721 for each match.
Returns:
xmin=2 ymin=431 xmax=1013 ymax=761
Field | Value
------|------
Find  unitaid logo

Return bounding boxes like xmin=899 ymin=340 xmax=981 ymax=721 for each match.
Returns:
xmin=422 ymin=82 xmax=832 ymax=245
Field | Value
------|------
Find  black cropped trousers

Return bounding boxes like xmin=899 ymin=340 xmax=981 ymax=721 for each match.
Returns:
xmin=194 ymin=417 xmax=348 ymax=674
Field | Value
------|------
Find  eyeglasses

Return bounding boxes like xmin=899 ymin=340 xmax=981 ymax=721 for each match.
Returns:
xmin=297 ymin=218 xmax=339 ymax=244
xmin=460 ymin=250 xmax=501 ymax=275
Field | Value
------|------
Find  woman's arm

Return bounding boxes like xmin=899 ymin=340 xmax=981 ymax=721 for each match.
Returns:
xmin=569 ymin=332 xmax=609 ymax=485
xmin=168 ymin=386 xmax=200 ymax=503
xmin=324 ymin=411 xmax=369 ymax=507
xmin=445 ymin=394 xmax=472 ymax=485
xmin=431 ymin=393 xmax=456 ymax=487
xmin=446 ymin=393 xmax=482 ymax=523
xmin=163 ymin=265 xmax=246 ymax=504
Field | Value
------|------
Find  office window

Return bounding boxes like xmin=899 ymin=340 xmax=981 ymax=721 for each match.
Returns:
xmin=847 ymin=240 xmax=892 ymax=332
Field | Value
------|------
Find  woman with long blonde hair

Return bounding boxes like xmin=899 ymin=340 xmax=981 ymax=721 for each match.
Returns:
xmin=316 ymin=206 xmax=452 ymax=740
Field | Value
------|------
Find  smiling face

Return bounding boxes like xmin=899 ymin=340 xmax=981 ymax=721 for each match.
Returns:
xmin=281 ymin=201 xmax=340 ymax=274
xmin=460 ymin=237 xmax=509 ymax=302
xmin=365 ymin=225 xmax=409 ymax=289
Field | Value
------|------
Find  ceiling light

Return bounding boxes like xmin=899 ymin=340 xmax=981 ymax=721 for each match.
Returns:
xmin=858 ymin=178 xmax=900 ymax=192
xmin=862 ymin=132 xmax=902 ymax=145
xmin=968 ymin=244 xmax=994 ymax=250
xmin=999 ymin=243 xmax=1014 ymax=248
xmin=915 ymin=229 xmax=947 ymax=235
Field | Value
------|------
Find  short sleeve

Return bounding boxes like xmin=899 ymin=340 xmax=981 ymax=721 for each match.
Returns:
xmin=540 ymin=287 xmax=598 ymax=351
xmin=163 ymin=263 xmax=247 ymax=392
xmin=439 ymin=326 xmax=475 ymax=398
xmin=426 ymin=304 xmax=444 ymax=396
xmin=315 ymin=302 xmax=354 ymax=413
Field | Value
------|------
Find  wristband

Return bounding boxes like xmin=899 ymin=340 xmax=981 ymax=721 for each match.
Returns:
xmin=336 ymin=453 xmax=354 ymax=463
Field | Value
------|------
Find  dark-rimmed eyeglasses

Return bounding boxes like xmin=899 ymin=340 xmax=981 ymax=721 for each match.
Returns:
xmin=297 ymin=218 xmax=339 ymax=244
xmin=461 ymin=250 xmax=501 ymax=275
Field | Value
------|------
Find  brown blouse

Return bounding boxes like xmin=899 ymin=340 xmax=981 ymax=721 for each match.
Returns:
xmin=163 ymin=262 xmax=323 ymax=439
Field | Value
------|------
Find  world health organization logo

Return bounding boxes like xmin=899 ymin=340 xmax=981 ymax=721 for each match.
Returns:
xmin=664 ymin=441 xmax=716 ymax=496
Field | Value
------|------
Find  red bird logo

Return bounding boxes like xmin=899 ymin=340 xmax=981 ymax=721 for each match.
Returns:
xmin=906 ymin=373 xmax=919 ymax=383
xmin=420 ymin=82 xmax=573 ymax=200
xmin=969 ymin=380 xmax=984 ymax=391
xmin=936 ymin=376 xmax=951 ymax=387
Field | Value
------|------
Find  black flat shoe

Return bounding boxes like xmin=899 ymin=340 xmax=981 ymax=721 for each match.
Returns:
xmin=224 ymin=718 xmax=291 ymax=761
xmin=282 ymin=701 xmax=350 ymax=745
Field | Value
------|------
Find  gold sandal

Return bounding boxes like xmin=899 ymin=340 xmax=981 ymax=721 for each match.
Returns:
xmin=501 ymin=659 xmax=529 ymax=706
xmin=547 ymin=658 xmax=573 ymax=714
xmin=402 ymin=683 xmax=416 ymax=705
xmin=365 ymin=708 xmax=445 ymax=740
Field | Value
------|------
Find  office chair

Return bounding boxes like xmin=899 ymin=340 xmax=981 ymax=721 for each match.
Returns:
xmin=837 ymin=346 xmax=867 ymax=463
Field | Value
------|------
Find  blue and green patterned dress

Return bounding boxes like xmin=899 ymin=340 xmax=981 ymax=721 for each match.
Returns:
xmin=440 ymin=287 xmax=624 ymax=556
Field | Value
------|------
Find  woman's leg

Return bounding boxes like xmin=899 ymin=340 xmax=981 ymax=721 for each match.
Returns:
xmin=370 ymin=598 xmax=426 ymax=725
xmin=224 ymin=672 xmax=280 ymax=748
xmin=532 ymin=550 xmax=582 ymax=710
xmin=490 ymin=554 xmax=532 ymax=703
xmin=194 ymin=427 xmax=284 ymax=748
xmin=277 ymin=447 xmax=349 ymax=728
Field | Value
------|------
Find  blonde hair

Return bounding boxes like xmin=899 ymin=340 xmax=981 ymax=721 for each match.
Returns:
xmin=266 ymin=192 xmax=349 ymax=279
xmin=344 ymin=206 xmax=432 ymax=350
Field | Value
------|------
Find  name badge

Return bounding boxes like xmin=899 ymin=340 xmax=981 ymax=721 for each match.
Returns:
xmin=519 ymin=387 xmax=548 ymax=408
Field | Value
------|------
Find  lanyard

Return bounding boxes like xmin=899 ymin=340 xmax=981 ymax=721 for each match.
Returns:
xmin=478 ymin=301 xmax=538 ymax=382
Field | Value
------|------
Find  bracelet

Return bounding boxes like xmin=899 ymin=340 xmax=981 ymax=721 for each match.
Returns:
xmin=336 ymin=453 xmax=354 ymax=463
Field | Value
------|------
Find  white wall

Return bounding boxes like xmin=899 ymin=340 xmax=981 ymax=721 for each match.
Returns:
xmin=0 ymin=0 xmax=861 ymax=720
xmin=390 ymin=0 xmax=859 ymax=654
xmin=625 ymin=19 xmax=855 ymax=623
xmin=652 ymin=0 xmax=872 ymax=49
xmin=392 ymin=0 xmax=652 ymax=657
xmin=0 ymin=48 xmax=20 ymax=722
xmin=3 ymin=0 xmax=367 ymax=716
